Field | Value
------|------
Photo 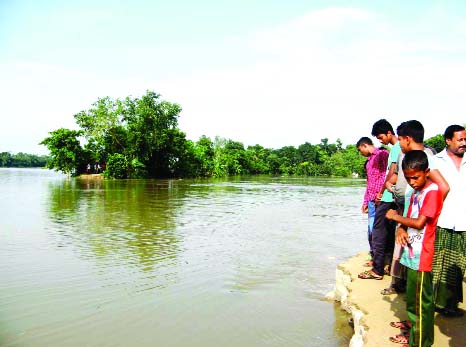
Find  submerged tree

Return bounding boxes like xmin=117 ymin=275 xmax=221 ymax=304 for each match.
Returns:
xmin=42 ymin=90 xmax=190 ymax=178
xmin=40 ymin=128 xmax=86 ymax=176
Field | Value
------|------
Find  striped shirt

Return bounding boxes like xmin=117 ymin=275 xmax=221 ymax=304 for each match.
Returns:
xmin=400 ymin=182 xmax=443 ymax=271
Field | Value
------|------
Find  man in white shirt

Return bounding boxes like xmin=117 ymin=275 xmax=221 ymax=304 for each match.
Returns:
xmin=432 ymin=124 xmax=466 ymax=317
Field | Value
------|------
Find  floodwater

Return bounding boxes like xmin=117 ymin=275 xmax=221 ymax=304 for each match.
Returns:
xmin=0 ymin=168 xmax=368 ymax=347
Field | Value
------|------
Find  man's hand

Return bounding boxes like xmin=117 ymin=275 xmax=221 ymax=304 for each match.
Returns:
xmin=375 ymin=192 xmax=383 ymax=205
xmin=361 ymin=205 xmax=368 ymax=214
xmin=396 ymin=227 xmax=409 ymax=247
xmin=385 ymin=209 xmax=398 ymax=220
xmin=385 ymin=181 xmax=394 ymax=192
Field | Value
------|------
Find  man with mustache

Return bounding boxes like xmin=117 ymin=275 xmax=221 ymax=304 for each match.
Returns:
xmin=432 ymin=124 xmax=466 ymax=317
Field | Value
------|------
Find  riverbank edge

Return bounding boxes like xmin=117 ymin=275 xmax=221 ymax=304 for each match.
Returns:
xmin=78 ymin=173 xmax=104 ymax=179
xmin=326 ymin=252 xmax=466 ymax=347
xmin=325 ymin=253 xmax=366 ymax=347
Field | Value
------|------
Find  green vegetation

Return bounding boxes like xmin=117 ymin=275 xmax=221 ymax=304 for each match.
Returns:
xmin=0 ymin=152 xmax=49 ymax=168
xmin=38 ymin=90 xmax=443 ymax=179
xmin=40 ymin=129 xmax=86 ymax=175
xmin=424 ymin=134 xmax=445 ymax=153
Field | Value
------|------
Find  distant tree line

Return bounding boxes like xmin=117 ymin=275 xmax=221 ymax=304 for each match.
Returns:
xmin=39 ymin=90 xmax=446 ymax=179
xmin=0 ymin=152 xmax=49 ymax=168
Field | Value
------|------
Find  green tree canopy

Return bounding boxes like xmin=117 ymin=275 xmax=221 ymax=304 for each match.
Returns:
xmin=43 ymin=90 xmax=186 ymax=178
xmin=40 ymin=128 xmax=85 ymax=176
xmin=42 ymin=89 xmax=451 ymax=179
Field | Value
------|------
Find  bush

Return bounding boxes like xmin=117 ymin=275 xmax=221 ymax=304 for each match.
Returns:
xmin=106 ymin=154 xmax=129 ymax=178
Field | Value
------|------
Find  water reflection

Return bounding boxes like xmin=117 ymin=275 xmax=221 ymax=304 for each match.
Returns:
xmin=47 ymin=178 xmax=184 ymax=272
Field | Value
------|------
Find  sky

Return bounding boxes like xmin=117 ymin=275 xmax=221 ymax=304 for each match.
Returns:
xmin=1 ymin=0 xmax=466 ymax=155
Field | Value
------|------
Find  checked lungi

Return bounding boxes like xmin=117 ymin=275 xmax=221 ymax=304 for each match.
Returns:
xmin=432 ymin=226 xmax=466 ymax=310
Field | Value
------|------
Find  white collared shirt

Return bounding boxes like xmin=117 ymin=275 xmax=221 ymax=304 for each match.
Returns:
xmin=435 ymin=149 xmax=466 ymax=230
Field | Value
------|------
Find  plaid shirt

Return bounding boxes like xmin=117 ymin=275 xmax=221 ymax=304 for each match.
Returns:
xmin=363 ymin=147 xmax=389 ymax=207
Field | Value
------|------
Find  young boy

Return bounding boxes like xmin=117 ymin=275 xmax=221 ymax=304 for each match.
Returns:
xmin=385 ymin=150 xmax=443 ymax=347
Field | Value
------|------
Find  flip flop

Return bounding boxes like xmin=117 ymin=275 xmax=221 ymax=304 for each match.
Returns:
xmin=389 ymin=332 xmax=409 ymax=344
xmin=358 ymin=270 xmax=383 ymax=280
xmin=389 ymin=320 xmax=411 ymax=330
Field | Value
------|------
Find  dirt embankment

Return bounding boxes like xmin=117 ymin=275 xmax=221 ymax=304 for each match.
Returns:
xmin=327 ymin=252 xmax=466 ymax=347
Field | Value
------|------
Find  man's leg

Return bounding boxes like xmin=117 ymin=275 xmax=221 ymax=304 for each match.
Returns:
xmin=433 ymin=227 xmax=466 ymax=315
xmin=371 ymin=201 xmax=393 ymax=276
xmin=367 ymin=201 xmax=376 ymax=260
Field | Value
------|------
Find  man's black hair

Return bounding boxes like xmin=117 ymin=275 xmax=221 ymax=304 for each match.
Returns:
xmin=444 ymin=124 xmax=465 ymax=141
xmin=356 ymin=136 xmax=373 ymax=147
xmin=371 ymin=119 xmax=394 ymax=137
xmin=402 ymin=150 xmax=428 ymax=171
xmin=397 ymin=120 xmax=424 ymax=143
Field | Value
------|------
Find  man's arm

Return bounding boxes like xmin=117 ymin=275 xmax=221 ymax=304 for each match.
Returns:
xmin=429 ymin=169 xmax=449 ymax=200
xmin=385 ymin=171 xmax=397 ymax=192
xmin=376 ymin=162 xmax=397 ymax=202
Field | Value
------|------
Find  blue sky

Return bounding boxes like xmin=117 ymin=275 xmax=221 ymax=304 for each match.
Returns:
xmin=1 ymin=1 xmax=466 ymax=154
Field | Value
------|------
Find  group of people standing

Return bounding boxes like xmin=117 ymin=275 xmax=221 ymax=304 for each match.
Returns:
xmin=356 ymin=119 xmax=466 ymax=347
xmin=86 ymin=162 xmax=105 ymax=174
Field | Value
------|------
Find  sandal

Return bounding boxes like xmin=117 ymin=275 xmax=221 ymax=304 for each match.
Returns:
xmin=358 ymin=270 xmax=383 ymax=280
xmin=389 ymin=332 xmax=409 ymax=344
xmin=380 ymin=287 xmax=398 ymax=295
xmin=390 ymin=320 xmax=412 ymax=330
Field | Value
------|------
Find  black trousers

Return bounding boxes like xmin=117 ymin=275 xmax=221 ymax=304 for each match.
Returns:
xmin=371 ymin=201 xmax=397 ymax=276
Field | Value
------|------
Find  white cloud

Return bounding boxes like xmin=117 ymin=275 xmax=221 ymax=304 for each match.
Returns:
xmin=165 ymin=7 xmax=466 ymax=147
